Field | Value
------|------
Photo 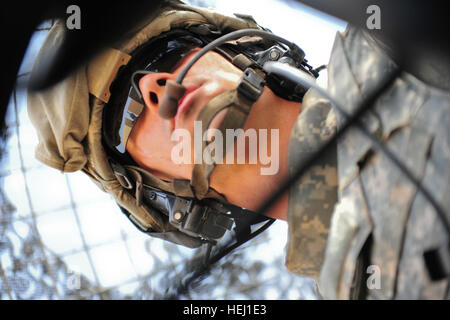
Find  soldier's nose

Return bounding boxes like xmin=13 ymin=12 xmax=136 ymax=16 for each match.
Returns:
xmin=138 ymin=72 xmax=175 ymax=108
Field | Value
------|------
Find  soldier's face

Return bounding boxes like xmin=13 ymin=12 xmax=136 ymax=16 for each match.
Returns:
xmin=126 ymin=47 xmax=295 ymax=190
xmin=126 ymin=48 xmax=245 ymax=180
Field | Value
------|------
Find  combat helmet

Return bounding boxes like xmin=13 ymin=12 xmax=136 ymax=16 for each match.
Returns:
xmin=28 ymin=0 xmax=319 ymax=252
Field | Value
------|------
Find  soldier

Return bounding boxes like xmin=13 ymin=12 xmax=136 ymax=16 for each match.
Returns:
xmin=28 ymin=0 xmax=449 ymax=299
xmin=28 ymin=1 xmax=317 ymax=254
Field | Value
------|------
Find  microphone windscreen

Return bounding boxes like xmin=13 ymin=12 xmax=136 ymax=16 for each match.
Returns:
xmin=159 ymin=79 xmax=187 ymax=119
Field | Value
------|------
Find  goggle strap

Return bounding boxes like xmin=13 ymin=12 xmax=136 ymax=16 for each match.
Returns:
xmin=116 ymin=98 xmax=144 ymax=153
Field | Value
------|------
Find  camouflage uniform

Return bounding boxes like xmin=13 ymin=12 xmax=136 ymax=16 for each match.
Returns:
xmin=286 ymin=26 xmax=450 ymax=299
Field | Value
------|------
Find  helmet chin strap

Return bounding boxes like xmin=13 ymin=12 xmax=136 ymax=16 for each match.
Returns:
xmin=190 ymin=68 xmax=265 ymax=200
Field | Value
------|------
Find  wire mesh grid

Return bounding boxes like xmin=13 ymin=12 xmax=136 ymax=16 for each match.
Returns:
xmin=0 ymin=20 xmax=318 ymax=300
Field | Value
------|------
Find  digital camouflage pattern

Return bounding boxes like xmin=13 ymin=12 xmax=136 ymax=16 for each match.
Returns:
xmin=286 ymin=89 xmax=338 ymax=278
xmin=287 ymin=26 xmax=450 ymax=299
